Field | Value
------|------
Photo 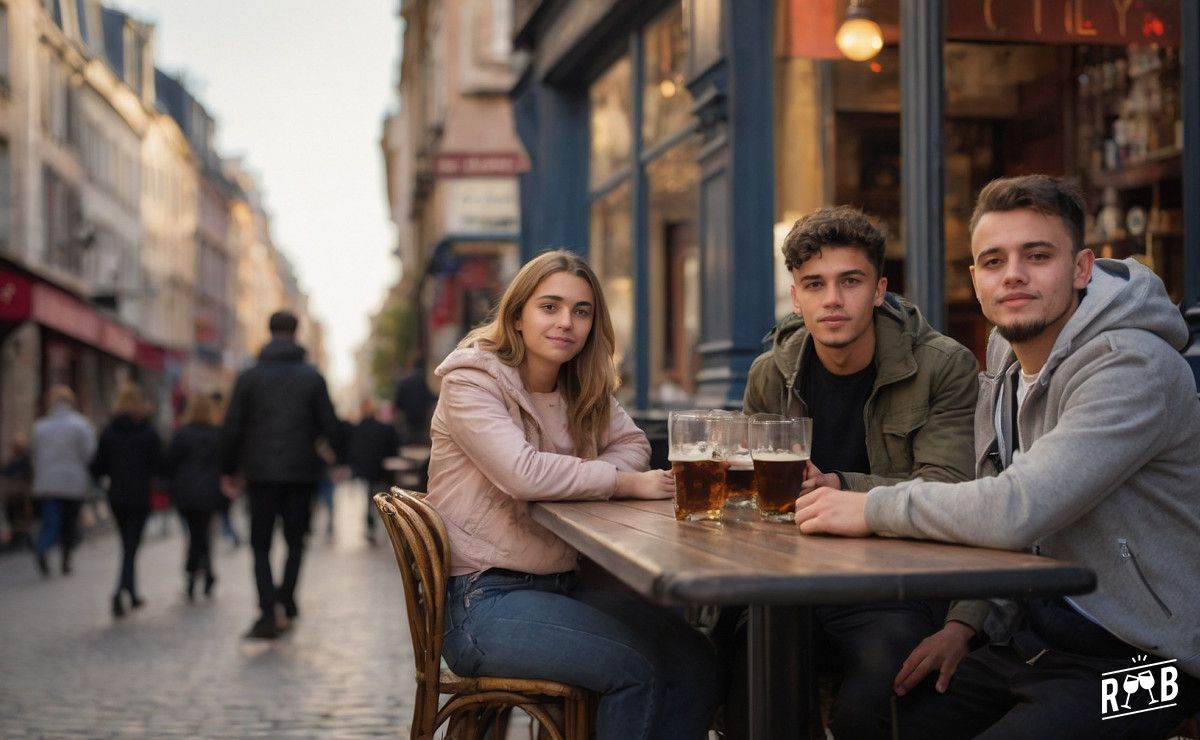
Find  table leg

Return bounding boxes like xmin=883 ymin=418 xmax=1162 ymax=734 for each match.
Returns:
xmin=748 ymin=604 xmax=814 ymax=739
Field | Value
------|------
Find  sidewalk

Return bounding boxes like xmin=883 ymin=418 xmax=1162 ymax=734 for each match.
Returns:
xmin=0 ymin=483 xmax=418 ymax=738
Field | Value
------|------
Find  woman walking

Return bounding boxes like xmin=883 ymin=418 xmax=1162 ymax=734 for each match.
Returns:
xmin=165 ymin=393 xmax=225 ymax=600
xmin=91 ymin=382 xmax=162 ymax=617
xmin=428 ymin=250 xmax=718 ymax=739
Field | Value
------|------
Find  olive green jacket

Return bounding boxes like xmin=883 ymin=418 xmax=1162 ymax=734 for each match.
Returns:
xmin=743 ymin=293 xmax=988 ymax=629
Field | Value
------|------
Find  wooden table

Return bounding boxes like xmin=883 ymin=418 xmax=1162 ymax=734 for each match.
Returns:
xmin=531 ymin=499 xmax=1096 ymax=739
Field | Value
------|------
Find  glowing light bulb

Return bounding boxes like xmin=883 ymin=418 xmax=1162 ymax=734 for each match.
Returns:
xmin=836 ymin=5 xmax=883 ymax=62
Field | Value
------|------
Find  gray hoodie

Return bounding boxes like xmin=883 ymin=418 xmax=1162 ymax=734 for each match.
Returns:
xmin=866 ymin=258 xmax=1200 ymax=677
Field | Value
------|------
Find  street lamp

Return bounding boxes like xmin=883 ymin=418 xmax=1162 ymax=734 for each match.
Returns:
xmin=836 ymin=0 xmax=884 ymax=62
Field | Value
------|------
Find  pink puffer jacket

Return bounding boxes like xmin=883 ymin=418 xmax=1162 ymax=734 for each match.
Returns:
xmin=427 ymin=346 xmax=650 ymax=576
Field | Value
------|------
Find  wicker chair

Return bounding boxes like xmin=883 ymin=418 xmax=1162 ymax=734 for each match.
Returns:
xmin=374 ymin=489 xmax=593 ymax=740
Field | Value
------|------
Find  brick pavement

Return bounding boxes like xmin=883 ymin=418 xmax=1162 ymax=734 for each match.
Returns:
xmin=0 ymin=484 xmax=421 ymax=738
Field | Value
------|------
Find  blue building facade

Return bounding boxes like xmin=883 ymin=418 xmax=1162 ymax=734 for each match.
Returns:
xmin=512 ymin=0 xmax=1200 ymax=415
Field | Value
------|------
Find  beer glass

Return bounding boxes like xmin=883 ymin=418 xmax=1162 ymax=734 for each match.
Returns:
xmin=668 ymin=410 xmax=726 ymax=521
xmin=723 ymin=412 xmax=757 ymax=508
xmin=749 ymin=415 xmax=812 ymax=522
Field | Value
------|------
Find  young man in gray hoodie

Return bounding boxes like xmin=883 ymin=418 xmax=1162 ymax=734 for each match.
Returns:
xmin=795 ymin=174 xmax=1200 ymax=737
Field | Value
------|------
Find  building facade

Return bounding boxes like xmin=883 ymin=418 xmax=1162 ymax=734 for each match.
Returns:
xmin=1 ymin=0 xmax=318 ymax=451
xmin=512 ymin=0 xmax=1200 ymax=413
xmin=381 ymin=0 xmax=526 ymax=384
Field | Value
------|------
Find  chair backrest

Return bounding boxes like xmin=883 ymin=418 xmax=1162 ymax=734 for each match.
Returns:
xmin=374 ymin=488 xmax=451 ymax=692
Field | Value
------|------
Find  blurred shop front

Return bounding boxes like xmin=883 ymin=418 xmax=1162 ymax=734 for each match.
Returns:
xmin=419 ymin=154 xmax=523 ymax=365
xmin=512 ymin=0 xmax=1200 ymax=414
xmin=0 ymin=263 xmax=136 ymax=455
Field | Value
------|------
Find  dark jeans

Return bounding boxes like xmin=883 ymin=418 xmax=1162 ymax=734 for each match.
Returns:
xmin=180 ymin=509 xmax=215 ymax=576
xmin=247 ymin=482 xmax=315 ymax=620
xmin=896 ymin=599 xmax=1200 ymax=739
xmin=817 ymin=600 xmax=948 ymax=740
xmin=35 ymin=498 xmax=83 ymax=557
xmin=109 ymin=505 xmax=150 ymax=596
xmin=360 ymin=479 xmax=388 ymax=533
xmin=719 ymin=600 xmax=946 ymax=740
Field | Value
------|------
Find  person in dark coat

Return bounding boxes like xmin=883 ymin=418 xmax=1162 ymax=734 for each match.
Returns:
xmin=165 ymin=393 xmax=226 ymax=600
xmin=90 ymin=382 xmax=163 ymax=618
xmin=345 ymin=398 xmax=400 ymax=544
xmin=392 ymin=357 xmax=435 ymax=445
xmin=219 ymin=310 xmax=343 ymax=639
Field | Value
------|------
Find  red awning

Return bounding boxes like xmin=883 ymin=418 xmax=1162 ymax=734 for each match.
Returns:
xmin=0 ymin=267 xmax=137 ymax=362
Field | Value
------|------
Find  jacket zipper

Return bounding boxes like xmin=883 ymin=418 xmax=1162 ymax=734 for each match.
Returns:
xmin=1119 ymin=538 xmax=1173 ymax=617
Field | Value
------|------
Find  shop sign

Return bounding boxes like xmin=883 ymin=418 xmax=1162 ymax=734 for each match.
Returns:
xmin=443 ymin=179 xmax=520 ymax=235
xmin=783 ymin=0 xmax=842 ymax=59
xmin=948 ymin=0 xmax=1179 ymax=46
xmin=433 ymin=152 xmax=529 ymax=178
xmin=0 ymin=269 xmax=33 ymax=320
xmin=98 ymin=321 xmax=136 ymax=361
xmin=0 ymin=268 xmax=138 ymax=361
xmin=31 ymin=284 xmax=103 ymax=344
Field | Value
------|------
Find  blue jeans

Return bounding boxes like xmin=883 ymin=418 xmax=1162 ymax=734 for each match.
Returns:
xmin=443 ymin=569 xmax=718 ymax=740
xmin=35 ymin=498 xmax=83 ymax=556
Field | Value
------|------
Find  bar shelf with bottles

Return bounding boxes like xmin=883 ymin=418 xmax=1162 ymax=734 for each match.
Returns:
xmin=1075 ymin=42 xmax=1183 ymax=301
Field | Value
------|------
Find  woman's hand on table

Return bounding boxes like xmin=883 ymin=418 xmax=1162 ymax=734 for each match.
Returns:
xmin=615 ymin=470 xmax=675 ymax=500
xmin=893 ymin=620 xmax=975 ymax=696
xmin=794 ymin=488 xmax=869 ymax=536
xmin=800 ymin=461 xmax=840 ymax=493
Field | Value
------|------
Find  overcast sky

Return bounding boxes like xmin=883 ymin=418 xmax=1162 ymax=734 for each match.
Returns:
xmin=112 ymin=0 xmax=401 ymax=389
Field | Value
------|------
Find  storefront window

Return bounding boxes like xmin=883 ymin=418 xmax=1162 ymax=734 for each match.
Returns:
xmin=647 ymin=139 xmax=699 ymax=402
xmin=588 ymin=182 xmax=633 ymax=388
xmin=589 ymin=56 xmax=633 ymax=189
xmin=774 ymin=0 xmax=1186 ymax=361
xmin=642 ymin=5 xmax=691 ymax=149
xmin=587 ymin=4 xmax=696 ymax=407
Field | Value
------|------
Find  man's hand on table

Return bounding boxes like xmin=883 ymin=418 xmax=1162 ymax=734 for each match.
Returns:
xmin=799 ymin=461 xmax=841 ymax=493
xmin=794 ymin=487 xmax=870 ymax=536
xmin=615 ymin=470 xmax=675 ymax=500
xmin=893 ymin=620 xmax=976 ymax=696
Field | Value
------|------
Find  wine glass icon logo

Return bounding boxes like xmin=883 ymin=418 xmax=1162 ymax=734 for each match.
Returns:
xmin=1138 ymin=670 xmax=1158 ymax=704
xmin=1121 ymin=672 xmax=1141 ymax=709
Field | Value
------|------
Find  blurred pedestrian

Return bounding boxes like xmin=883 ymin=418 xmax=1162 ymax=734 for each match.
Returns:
xmin=345 ymin=398 xmax=399 ymax=544
xmin=208 ymin=391 xmax=242 ymax=548
xmin=219 ymin=310 xmax=342 ymax=639
xmin=392 ymin=355 xmax=435 ymax=445
xmin=2 ymin=433 xmax=33 ymax=550
xmin=30 ymin=385 xmax=96 ymax=577
xmin=91 ymin=382 xmax=163 ymax=617
xmin=165 ymin=393 xmax=225 ymax=601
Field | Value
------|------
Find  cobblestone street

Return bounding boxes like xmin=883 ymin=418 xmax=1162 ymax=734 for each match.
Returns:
xmin=0 ymin=485 xmax=420 ymax=738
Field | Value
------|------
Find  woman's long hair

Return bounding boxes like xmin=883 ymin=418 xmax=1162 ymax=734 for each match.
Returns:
xmin=179 ymin=392 xmax=217 ymax=426
xmin=112 ymin=382 xmax=150 ymax=421
xmin=459 ymin=249 xmax=617 ymax=458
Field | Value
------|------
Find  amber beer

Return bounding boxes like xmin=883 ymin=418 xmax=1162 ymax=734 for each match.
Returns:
xmin=670 ymin=454 xmax=725 ymax=521
xmin=752 ymin=452 xmax=808 ymax=520
xmin=725 ymin=456 xmax=757 ymax=507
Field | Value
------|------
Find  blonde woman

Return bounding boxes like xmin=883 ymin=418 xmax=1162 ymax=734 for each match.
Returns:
xmin=428 ymin=250 xmax=718 ymax=739
xmin=91 ymin=382 xmax=162 ymax=617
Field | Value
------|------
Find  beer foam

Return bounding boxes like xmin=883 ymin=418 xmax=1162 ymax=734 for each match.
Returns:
xmin=728 ymin=454 xmax=754 ymax=470
xmin=668 ymin=451 xmax=715 ymax=462
xmin=751 ymin=451 xmax=809 ymax=462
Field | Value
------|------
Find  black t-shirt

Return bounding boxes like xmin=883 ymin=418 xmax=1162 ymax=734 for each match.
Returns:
xmin=804 ymin=349 xmax=875 ymax=476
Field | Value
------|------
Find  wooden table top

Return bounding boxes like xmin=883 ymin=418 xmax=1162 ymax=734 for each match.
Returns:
xmin=530 ymin=500 xmax=1096 ymax=606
